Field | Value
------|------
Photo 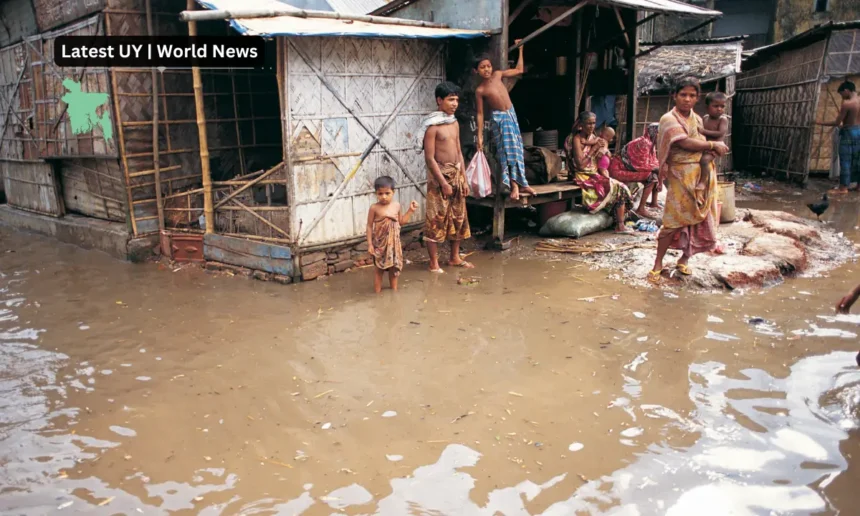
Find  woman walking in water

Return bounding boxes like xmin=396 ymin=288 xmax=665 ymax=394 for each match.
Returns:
xmin=648 ymin=78 xmax=728 ymax=284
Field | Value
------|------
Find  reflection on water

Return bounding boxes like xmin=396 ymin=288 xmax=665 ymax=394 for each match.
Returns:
xmin=1 ymin=228 xmax=859 ymax=515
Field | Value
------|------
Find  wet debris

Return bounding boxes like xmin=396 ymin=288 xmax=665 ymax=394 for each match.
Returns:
xmin=451 ymin=411 xmax=474 ymax=423
xmin=568 ymin=442 xmax=584 ymax=452
xmin=382 ymin=411 xmax=397 ymax=418
xmin=457 ymin=276 xmax=481 ymax=286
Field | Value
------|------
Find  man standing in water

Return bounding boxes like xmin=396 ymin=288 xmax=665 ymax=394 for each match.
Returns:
xmin=475 ymin=41 xmax=537 ymax=200
xmin=817 ymin=81 xmax=860 ymax=195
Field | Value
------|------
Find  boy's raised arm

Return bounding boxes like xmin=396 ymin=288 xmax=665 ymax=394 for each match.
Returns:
xmin=501 ymin=40 xmax=524 ymax=78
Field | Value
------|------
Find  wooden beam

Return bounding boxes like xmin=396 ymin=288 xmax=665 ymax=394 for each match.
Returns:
xmin=613 ymin=8 xmax=630 ymax=47
xmin=187 ymin=0 xmax=214 ymax=235
xmin=508 ymin=2 xmax=587 ymax=53
xmin=574 ymin=13 xmax=660 ymax=59
xmin=625 ymin=10 xmax=638 ymax=143
xmin=508 ymin=0 xmax=536 ymax=25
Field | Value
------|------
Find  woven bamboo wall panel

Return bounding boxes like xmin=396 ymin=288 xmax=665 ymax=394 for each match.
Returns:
xmin=289 ymin=37 xmax=444 ymax=247
xmin=736 ymin=40 xmax=825 ymax=91
xmin=28 ymin=15 xmax=116 ymax=158
xmin=0 ymin=42 xmax=37 ymax=160
xmin=734 ymin=82 xmax=818 ymax=179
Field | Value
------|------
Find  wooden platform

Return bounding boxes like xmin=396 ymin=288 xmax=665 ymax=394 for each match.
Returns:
xmin=466 ymin=182 xmax=581 ymax=208
xmin=467 ymin=181 xmax=582 ymax=249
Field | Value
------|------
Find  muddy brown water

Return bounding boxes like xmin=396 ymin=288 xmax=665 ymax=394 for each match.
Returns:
xmin=1 ymin=186 xmax=860 ymax=515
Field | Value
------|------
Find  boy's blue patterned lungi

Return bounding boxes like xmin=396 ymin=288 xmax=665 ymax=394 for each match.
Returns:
xmin=491 ymin=106 xmax=530 ymax=188
xmin=839 ymin=125 xmax=860 ymax=186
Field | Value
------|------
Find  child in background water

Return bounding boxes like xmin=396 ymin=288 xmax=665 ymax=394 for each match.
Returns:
xmin=366 ymin=176 xmax=418 ymax=293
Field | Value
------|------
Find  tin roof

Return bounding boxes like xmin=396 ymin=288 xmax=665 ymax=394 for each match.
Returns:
xmin=324 ymin=0 xmax=387 ymax=15
xmin=373 ymin=0 xmax=721 ymax=17
xmin=744 ymin=20 xmax=860 ymax=62
xmin=196 ymin=0 xmax=489 ymax=38
xmin=278 ymin=0 xmax=387 ymax=15
xmin=637 ymin=39 xmax=744 ymax=94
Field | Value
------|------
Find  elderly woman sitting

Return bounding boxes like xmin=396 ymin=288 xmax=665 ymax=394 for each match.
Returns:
xmin=608 ymin=123 xmax=662 ymax=219
xmin=565 ymin=111 xmax=634 ymax=234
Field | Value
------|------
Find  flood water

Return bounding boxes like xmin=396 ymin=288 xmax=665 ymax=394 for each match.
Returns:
xmin=1 ymin=189 xmax=860 ymax=515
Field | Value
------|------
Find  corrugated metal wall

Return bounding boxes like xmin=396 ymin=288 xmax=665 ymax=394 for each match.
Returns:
xmin=287 ymin=36 xmax=444 ymax=247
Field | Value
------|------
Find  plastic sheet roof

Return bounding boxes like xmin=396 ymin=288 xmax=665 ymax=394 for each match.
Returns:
xmin=195 ymin=0 xmax=490 ymax=38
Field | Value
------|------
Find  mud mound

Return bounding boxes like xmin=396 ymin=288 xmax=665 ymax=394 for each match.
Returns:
xmin=590 ymin=209 xmax=855 ymax=292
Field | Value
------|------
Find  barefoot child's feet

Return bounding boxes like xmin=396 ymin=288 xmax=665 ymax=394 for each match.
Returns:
xmin=448 ymin=259 xmax=475 ymax=269
xmin=509 ymin=182 xmax=520 ymax=200
xmin=520 ymin=184 xmax=537 ymax=196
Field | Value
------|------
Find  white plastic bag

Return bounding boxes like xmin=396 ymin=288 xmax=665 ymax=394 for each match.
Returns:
xmin=466 ymin=151 xmax=492 ymax=198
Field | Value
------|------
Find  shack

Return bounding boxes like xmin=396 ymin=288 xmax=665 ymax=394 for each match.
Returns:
xmin=733 ymin=21 xmax=860 ymax=184
xmin=372 ymin=0 xmax=722 ymax=247
xmin=0 ymin=0 xmax=487 ymax=280
xmin=615 ymin=36 xmax=745 ymax=176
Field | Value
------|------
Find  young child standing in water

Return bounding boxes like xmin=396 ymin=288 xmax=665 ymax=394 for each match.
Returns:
xmin=366 ymin=176 xmax=418 ymax=293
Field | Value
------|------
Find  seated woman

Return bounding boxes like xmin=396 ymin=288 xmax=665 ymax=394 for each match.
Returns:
xmin=565 ymin=111 xmax=634 ymax=234
xmin=608 ymin=123 xmax=661 ymax=218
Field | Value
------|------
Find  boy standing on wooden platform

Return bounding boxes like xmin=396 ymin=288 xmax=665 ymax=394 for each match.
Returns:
xmin=422 ymin=82 xmax=474 ymax=273
xmin=366 ymin=176 xmax=418 ymax=293
xmin=475 ymin=40 xmax=537 ymax=201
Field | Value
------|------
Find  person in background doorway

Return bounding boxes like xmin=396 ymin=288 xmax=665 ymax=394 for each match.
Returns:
xmin=475 ymin=41 xmax=537 ymax=201
xmin=423 ymin=82 xmax=474 ymax=273
xmin=566 ymin=111 xmax=634 ymax=234
xmin=816 ymin=80 xmax=860 ymax=195
xmin=366 ymin=176 xmax=419 ymax=293
xmin=648 ymin=77 xmax=728 ymax=284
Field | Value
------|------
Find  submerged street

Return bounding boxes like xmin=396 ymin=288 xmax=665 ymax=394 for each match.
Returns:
xmin=1 ymin=193 xmax=860 ymax=515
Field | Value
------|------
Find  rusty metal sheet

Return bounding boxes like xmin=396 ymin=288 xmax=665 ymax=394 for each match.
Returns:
xmin=32 ymin=0 xmax=105 ymax=32
xmin=203 ymin=233 xmax=293 ymax=275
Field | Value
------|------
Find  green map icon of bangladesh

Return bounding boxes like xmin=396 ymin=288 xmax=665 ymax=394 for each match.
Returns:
xmin=61 ymin=79 xmax=113 ymax=143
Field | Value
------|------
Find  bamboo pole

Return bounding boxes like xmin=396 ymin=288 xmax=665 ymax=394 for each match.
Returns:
xmin=146 ymin=0 xmax=165 ymax=234
xmin=105 ymin=14 xmax=138 ymax=236
xmin=188 ymin=0 xmax=214 ymax=235
xmin=230 ymin=71 xmax=246 ymax=176
xmin=179 ymin=6 xmax=451 ymax=29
